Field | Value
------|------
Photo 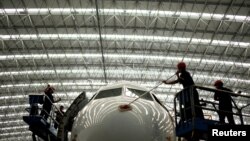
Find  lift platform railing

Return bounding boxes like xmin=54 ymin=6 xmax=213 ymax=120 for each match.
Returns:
xmin=173 ymin=85 xmax=250 ymax=140
xmin=195 ymin=85 xmax=250 ymax=125
xmin=26 ymin=94 xmax=64 ymax=127
xmin=43 ymin=94 xmax=64 ymax=127
xmin=26 ymin=95 xmax=43 ymax=115
xmin=174 ymin=85 xmax=250 ymax=126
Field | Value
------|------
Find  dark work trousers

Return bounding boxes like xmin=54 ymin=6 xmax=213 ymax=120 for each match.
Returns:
xmin=40 ymin=103 xmax=52 ymax=120
xmin=54 ymin=121 xmax=59 ymax=129
xmin=179 ymin=89 xmax=204 ymax=121
xmin=218 ymin=107 xmax=235 ymax=124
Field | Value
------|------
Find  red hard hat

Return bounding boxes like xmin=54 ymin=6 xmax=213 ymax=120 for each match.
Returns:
xmin=48 ymin=84 xmax=55 ymax=89
xmin=177 ymin=62 xmax=186 ymax=70
xmin=45 ymin=84 xmax=55 ymax=93
xmin=214 ymin=80 xmax=223 ymax=87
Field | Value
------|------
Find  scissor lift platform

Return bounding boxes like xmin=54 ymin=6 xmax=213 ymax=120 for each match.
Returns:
xmin=23 ymin=115 xmax=57 ymax=141
xmin=174 ymin=85 xmax=250 ymax=141
xmin=176 ymin=118 xmax=219 ymax=139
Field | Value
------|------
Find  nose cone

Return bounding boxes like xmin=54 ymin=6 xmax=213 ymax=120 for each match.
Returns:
xmin=71 ymin=98 xmax=172 ymax=141
xmin=80 ymin=110 xmax=151 ymax=141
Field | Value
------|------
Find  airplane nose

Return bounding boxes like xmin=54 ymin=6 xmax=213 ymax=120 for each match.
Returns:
xmin=86 ymin=109 xmax=151 ymax=141
xmin=71 ymin=98 xmax=172 ymax=141
xmin=73 ymin=106 xmax=152 ymax=141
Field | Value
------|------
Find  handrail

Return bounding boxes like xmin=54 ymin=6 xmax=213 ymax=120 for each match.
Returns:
xmin=26 ymin=94 xmax=63 ymax=126
xmin=25 ymin=107 xmax=60 ymax=125
xmin=193 ymin=105 xmax=250 ymax=118
xmin=42 ymin=93 xmax=65 ymax=127
xmin=195 ymin=85 xmax=250 ymax=125
xmin=174 ymin=85 xmax=250 ymax=125
xmin=195 ymin=85 xmax=250 ymax=98
xmin=43 ymin=94 xmax=64 ymax=116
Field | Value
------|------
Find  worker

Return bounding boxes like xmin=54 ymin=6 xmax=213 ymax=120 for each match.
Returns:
xmin=54 ymin=105 xmax=65 ymax=129
xmin=40 ymin=85 xmax=61 ymax=120
xmin=162 ymin=62 xmax=204 ymax=120
xmin=213 ymin=80 xmax=235 ymax=124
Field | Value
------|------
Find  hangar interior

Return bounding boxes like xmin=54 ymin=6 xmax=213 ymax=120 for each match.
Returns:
xmin=0 ymin=0 xmax=249 ymax=140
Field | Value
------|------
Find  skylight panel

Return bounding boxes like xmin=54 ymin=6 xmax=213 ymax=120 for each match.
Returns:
xmin=0 ymin=71 xmax=249 ymax=89
xmin=0 ymin=119 xmax=23 ymax=124
xmin=0 ymin=125 xmax=28 ymax=131
xmin=1 ymin=53 xmax=249 ymax=68
xmin=0 ymin=112 xmax=27 ymax=118
xmin=0 ymin=131 xmax=30 ymax=136
xmin=0 ymin=95 xmax=27 ymax=100
xmin=0 ymin=104 xmax=29 ymax=110
xmin=0 ymin=8 xmax=249 ymax=22
xmin=0 ymin=34 xmax=249 ymax=48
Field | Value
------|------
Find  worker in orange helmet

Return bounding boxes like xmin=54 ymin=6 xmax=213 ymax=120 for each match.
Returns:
xmin=40 ymin=85 xmax=61 ymax=120
xmin=162 ymin=62 xmax=204 ymax=120
xmin=214 ymin=80 xmax=235 ymax=124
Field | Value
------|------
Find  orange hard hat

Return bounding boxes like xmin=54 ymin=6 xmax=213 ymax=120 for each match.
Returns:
xmin=214 ymin=80 xmax=223 ymax=87
xmin=177 ymin=62 xmax=186 ymax=70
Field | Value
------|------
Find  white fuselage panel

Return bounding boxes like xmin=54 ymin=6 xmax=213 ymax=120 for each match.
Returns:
xmin=71 ymin=96 xmax=174 ymax=141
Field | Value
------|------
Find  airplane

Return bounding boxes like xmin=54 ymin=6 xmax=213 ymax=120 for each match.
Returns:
xmin=70 ymin=81 xmax=176 ymax=141
xmin=23 ymin=81 xmax=250 ymax=141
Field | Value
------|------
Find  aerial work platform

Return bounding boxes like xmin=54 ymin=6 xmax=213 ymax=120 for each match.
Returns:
xmin=23 ymin=92 xmax=88 ymax=141
xmin=22 ymin=95 xmax=58 ymax=141
xmin=174 ymin=85 xmax=250 ymax=141
xmin=23 ymin=115 xmax=57 ymax=141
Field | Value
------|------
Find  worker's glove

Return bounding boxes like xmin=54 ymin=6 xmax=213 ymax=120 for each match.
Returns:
xmin=162 ymin=80 xmax=168 ymax=84
xmin=175 ymin=70 xmax=180 ymax=75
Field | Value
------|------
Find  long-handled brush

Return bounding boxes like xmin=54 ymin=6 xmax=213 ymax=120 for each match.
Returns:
xmin=118 ymin=74 xmax=176 ymax=112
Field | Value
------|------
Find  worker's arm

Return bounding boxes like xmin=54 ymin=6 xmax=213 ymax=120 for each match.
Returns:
xmin=162 ymin=79 xmax=179 ymax=84
xmin=54 ymin=97 xmax=61 ymax=103
xmin=232 ymin=91 xmax=241 ymax=97
xmin=214 ymin=93 xmax=219 ymax=101
xmin=162 ymin=71 xmax=180 ymax=85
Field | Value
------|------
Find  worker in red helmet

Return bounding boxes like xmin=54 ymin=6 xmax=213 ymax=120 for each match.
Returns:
xmin=40 ymin=84 xmax=61 ymax=120
xmin=163 ymin=62 xmax=192 ymax=87
xmin=162 ymin=62 xmax=204 ymax=120
xmin=213 ymin=80 xmax=235 ymax=124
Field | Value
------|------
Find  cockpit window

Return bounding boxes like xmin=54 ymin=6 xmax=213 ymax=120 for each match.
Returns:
xmin=125 ymin=88 xmax=153 ymax=101
xmin=95 ymin=88 xmax=122 ymax=99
